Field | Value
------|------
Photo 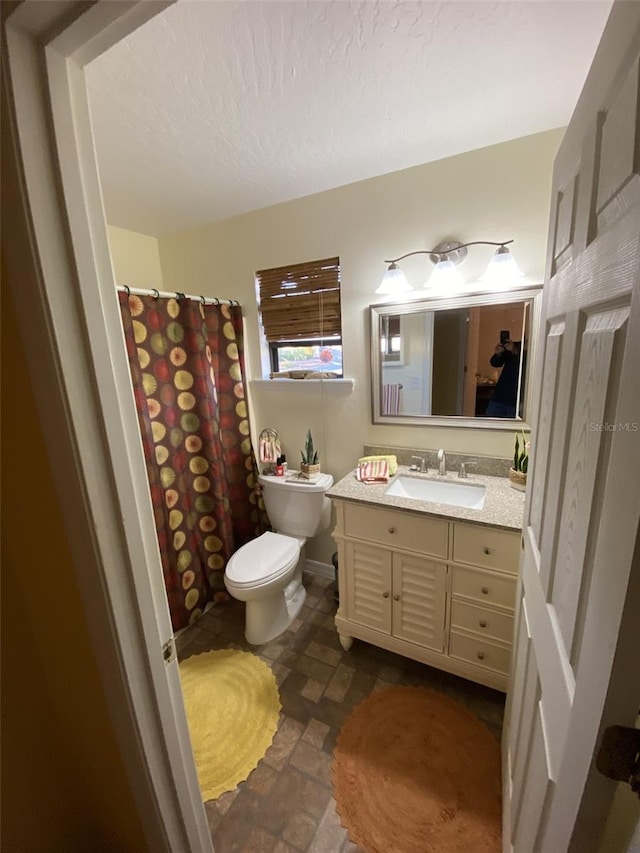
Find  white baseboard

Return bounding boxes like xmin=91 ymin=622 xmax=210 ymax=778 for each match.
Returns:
xmin=304 ymin=559 xmax=335 ymax=580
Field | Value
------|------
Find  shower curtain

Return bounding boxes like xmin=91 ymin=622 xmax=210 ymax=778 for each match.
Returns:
xmin=119 ymin=291 xmax=268 ymax=631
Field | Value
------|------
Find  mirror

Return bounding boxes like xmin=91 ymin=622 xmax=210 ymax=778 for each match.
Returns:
xmin=371 ymin=286 xmax=542 ymax=428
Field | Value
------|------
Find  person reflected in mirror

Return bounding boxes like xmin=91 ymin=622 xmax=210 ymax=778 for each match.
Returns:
xmin=485 ymin=339 xmax=523 ymax=418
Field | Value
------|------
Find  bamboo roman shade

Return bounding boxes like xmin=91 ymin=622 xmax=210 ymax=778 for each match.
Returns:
xmin=257 ymin=257 xmax=341 ymax=342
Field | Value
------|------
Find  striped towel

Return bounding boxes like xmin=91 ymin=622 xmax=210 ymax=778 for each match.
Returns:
xmin=358 ymin=455 xmax=398 ymax=475
xmin=382 ymin=383 xmax=402 ymax=415
xmin=259 ymin=436 xmax=281 ymax=463
xmin=356 ymin=459 xmax=389 ymax=484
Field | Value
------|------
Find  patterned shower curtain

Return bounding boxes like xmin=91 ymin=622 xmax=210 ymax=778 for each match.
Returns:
xmin=119 ymin=292 xmax=268 ymax=631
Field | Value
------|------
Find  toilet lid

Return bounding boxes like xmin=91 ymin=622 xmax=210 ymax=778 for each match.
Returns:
xmin=225 ymin=531 xmax=300 ymax=587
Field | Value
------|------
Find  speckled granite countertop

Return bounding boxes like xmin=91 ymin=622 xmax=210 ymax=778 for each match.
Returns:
xmin=327 ymin=466 xmax=524 ymax=531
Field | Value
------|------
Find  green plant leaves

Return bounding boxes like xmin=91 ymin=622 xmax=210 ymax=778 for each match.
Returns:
xmin=301 ymin=428 xmax=319 ymax=464
xmin=514 ymin=431 xmax=529 ymax=473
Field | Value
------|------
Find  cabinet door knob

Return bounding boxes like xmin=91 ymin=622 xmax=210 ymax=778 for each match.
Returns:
xmin=479 ymin=620 xmax=487 ymax=628
xmin=393 ymin=594 xmax=400 ymax=601
xmin=477 ymin=651 xmax=485 ymax=660
xmin=483 ymin=547 xmax=492 ymax=555
xmin=388 ymin=526 xmax=396 ymax=534
xmin=382 ymin=591 xmax=390 ymax=598
xmin=481 ymin=586 xmax=489 ymax=595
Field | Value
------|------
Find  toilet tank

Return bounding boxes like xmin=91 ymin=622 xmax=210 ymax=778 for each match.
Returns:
xmin=258 ymin=472 xmax=334 ymax=538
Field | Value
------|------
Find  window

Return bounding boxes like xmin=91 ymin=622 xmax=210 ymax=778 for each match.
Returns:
xmin=381 ymin=315 xmax=402 ymax=363
xmin=257 ymin=257 xmax=342 ymax=376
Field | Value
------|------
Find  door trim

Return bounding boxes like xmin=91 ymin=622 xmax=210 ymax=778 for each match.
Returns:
xmin=2 ymin=3 xmax=212 ymax=850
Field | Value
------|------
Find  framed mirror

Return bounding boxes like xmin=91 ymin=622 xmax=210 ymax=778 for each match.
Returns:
xmin=370 ymin=286 xmax=542 ymax=429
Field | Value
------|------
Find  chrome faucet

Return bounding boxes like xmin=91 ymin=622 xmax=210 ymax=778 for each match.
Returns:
xmin=437 ymin=449 xmax=446 ymax=476
xmin=458 ymin=460 xmax=477 ymax=479
xmin=410 ymin=455 xmax=428 ymax=473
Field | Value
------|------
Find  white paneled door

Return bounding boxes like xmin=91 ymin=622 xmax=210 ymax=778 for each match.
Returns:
xmin=503 ymin=6 xmax=640 ymax=853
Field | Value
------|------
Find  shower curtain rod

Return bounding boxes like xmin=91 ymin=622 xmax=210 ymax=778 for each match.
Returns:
xmin=117 ymin=284 xmax=240 ymax=307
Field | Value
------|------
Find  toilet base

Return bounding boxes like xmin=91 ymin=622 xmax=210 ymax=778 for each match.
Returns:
xmin=244 ymin=571 xmax=306 ymax=646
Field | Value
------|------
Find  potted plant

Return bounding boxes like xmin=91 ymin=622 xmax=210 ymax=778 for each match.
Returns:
xmin=509 ymin=431 xmax=529 ymax=491
xmin=300 ymin=428 xmax=320 ymax=479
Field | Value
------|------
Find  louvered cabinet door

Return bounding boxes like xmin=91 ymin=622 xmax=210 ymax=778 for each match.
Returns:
xmin=344 ymin=541 xmax=392 ymax=634
xmin=391 ymin=553 xmax=446 ymax=652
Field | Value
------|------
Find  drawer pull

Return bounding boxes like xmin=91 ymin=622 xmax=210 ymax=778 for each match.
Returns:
xmin=483 ymin=547 xmax=492 ymax=555
xmin=477 ymin=651 xmax=485 ymax=660
xmin=479 ymin=620 xmax=487 ymax=628
xmin=383 ymin=591 xmax=390 ymax=598
xmin=481 ymin=586 xmax=489 ymax=595
xmin=393 ymin=594 xmax=400 ymax=601
xmin=388 ymin=526 xmax=396 ymax=534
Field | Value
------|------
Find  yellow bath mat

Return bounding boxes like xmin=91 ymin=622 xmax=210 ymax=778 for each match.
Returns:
xmin=179 ymin=648 xmax=281 ymax=800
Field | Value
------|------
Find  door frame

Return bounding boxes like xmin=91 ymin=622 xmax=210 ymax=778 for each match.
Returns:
xmin=2 ymin=3 xmax=212 ymax=850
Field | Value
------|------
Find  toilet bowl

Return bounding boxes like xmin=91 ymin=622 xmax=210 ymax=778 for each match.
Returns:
xmin=224 ymin=470 xmax=334 ymax=644
xmin=224 ymin=531 xmax=306 ymax=645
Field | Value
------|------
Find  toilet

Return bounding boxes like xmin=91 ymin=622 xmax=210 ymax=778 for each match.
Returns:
xmin=224 ymin=471 xmax=334 ymax=645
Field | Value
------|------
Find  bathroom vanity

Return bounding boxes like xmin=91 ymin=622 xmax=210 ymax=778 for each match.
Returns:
xmin=328 ymin=468 xmax=524 ymax=691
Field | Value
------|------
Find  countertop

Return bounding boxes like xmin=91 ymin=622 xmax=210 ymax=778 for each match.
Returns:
xmin=327 ymin=466 xmax=525 ymax=531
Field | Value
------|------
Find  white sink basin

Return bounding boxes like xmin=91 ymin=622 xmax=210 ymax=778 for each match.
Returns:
xmin=385 ymin=476 xmax=486 ymax=509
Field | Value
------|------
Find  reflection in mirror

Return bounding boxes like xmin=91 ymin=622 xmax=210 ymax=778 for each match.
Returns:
xmin=381 ymin=315 xmax=403 ymax=364
xmin=372 ymin=288 xmax=540 ymax=428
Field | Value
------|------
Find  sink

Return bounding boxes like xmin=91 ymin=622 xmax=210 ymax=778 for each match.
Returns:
xmin=385 ymin=476 xmax=486 ymax=509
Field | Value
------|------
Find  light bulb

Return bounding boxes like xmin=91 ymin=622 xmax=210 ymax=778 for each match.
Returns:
xmin=425 ymin=258 xmax=464 ymax=290
xmin=376 ymin=263 xmax=413 ymax=295
xmin=481 ymin=247 xmax=524 ymax=288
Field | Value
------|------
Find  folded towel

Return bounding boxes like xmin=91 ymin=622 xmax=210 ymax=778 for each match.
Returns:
xmin=356 ymin=459 xmax=389 ymax=484
xmin=259 ymin=435 xmax=281 ymax=463
xmin=357 ymin=455 xmax=398 ymax=476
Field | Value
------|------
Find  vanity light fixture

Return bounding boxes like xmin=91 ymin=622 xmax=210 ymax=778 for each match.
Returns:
xmin=376 ymin=238 xmax=524 ymax=294
xmin=479 ymin=243 xmax=525 ymax=287
xmin=375 ymin=262 xmax=413 ymax=295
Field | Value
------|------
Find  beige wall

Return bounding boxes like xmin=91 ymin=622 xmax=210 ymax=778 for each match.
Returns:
xmin=107 ymin=224 xmax=164 ymax=290
xmin=1 ymin=268 xmax=148 ymax=852
xmin=158 ymin=130 xmax=561 ymax=558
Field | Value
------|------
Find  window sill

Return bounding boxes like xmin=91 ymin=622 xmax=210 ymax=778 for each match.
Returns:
xmin=250 ymin=378 xmax=355 ymax=390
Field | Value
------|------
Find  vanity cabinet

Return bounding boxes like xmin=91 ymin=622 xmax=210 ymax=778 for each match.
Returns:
xmin=332 ymin=501 xmax=520 ymax=691
xmin=344 ymin=542 xmax=447 ymax=652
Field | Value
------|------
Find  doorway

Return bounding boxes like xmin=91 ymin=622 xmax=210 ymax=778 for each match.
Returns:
xmin=4 ymin=3 xmax=639 ymax=852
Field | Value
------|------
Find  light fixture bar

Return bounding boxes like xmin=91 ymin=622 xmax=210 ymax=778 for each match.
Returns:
xmin=384 ymin=239 xmax=514 ymax=265
xmin=378 ymin=238 xmax=523 ymax=296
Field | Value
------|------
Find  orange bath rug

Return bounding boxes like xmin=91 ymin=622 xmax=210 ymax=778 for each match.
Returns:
xmin=179 ymin=649 xmax=281 ymax=800
xmin=332 ymin=686 xmax=502 ymax=853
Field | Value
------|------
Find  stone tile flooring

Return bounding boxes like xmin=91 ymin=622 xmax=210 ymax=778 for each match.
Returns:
xmin=176 ymin=571 xmax=505 ymax=852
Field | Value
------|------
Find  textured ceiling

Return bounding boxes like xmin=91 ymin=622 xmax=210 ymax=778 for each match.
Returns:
xmin=85 ymin=1 xmax=611 ymax=237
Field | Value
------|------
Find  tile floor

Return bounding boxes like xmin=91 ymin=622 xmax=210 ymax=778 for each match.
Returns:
xmin=176 ymin=571 xmax=505 ymax=853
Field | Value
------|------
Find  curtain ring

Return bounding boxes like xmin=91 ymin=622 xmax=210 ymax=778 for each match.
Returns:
xmin=151 ymin=288 xmax=160 ymax=300
xmin=200 ymin=295 xmax=206 ymax=305
xmin=214 ymin=298 xmax=220 ymax=306
xmin=123 ymin=285 xmax=131 ymax=296
xmin=175 ymin=291 xmax=185 ymax=301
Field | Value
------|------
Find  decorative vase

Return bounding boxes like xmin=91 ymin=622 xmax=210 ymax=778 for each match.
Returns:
xmin=300 ymin=462 xmax=321 ymax=480
xmin=508 ymin=467 xmax=527 ymax=491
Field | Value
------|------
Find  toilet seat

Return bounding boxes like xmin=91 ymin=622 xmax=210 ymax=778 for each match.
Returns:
xmin=225 ymin=531 xmax=300 ymax=589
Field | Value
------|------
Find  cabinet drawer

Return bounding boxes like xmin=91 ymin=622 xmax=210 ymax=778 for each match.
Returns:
xmin=450 ymin=600 xmax=514 ymax=644
xmin=343 ymin=503 xmax=448 ymax=558
xmin=453 ymin=523 xmax=520 ymax=574
xmin=449 ymin=631 xmax=512 ymax=675
xmin=451 ymin=565 xmax=516 ymax=611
